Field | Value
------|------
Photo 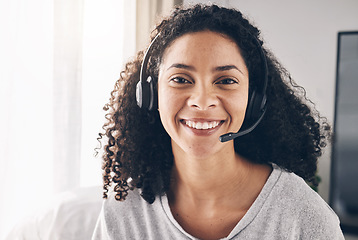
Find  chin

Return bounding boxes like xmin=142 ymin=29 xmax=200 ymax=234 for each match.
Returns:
xmin=175 ymin=137 xmax=232 ymax=159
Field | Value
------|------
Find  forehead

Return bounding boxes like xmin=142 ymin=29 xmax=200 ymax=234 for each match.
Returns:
xmin=160 ymin=31 xmax=247 ymax=71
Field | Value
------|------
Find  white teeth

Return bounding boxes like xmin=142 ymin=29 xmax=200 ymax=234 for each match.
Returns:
xmin=184 ymin=120 xmax=220 ymax=130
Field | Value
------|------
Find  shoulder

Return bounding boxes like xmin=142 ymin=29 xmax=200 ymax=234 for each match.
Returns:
xmin=98 ymin=188 xmax=167 ymax=234
xmin=92 ymin=188 xmax=185 ymax=239
xmin=93 ymin=189 xmax=149 ymax=239
xmin=102 ymin=188 xmax=149 ymax=221
xmin=268 ymin=167 xmax=343 ymax=238
xmin=275 ymin=168 xmax=335 ymax=215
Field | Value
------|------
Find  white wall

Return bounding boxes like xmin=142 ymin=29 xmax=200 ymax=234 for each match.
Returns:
xmin=184 ymin=0 xmax=358 ymax=238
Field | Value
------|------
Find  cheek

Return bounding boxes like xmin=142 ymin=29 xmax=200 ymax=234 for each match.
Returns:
xmin=158 ymin=85 xmax=172 ymax=114
xmin=239 ymin=95 xmax=249 ymax=112
xmin=224 ymin=92 xmax=249 ymax=121
xmin=157 ymin=85 xmax=182 ymax=130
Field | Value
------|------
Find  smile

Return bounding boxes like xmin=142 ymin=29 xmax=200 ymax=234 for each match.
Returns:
xmin=183 ymin=120 xmax=221 ymax=130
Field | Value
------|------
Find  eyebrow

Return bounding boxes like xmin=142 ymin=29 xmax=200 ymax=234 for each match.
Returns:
xmin=167 ymin=63 xmax=195 ymax=71
xmin=215 ymin=65 xmax=241 ymax=73
xmin=167 ymin=63 xmax=244 ymax=75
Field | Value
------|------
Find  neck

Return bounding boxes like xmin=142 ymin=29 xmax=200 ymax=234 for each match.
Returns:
xmin=168 ymin=141 xmax=270 ymax=211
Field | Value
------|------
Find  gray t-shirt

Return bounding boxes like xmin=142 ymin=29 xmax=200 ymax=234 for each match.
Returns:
xmin=92 ymin=165 xmax=344 ymax=239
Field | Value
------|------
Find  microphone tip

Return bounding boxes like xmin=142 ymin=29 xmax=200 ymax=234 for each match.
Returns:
xmin=219 ymin=133 xmax=232 ymax=143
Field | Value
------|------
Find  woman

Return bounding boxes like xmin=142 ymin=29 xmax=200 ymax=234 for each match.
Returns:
xmin=92 ymin=4 xmax=344 ymax=239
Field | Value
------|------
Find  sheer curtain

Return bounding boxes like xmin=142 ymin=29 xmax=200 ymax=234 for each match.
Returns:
xmin=0 ymin=0 xmax=55 ymax=237
xmin=0 ymin=0 xmax=136 ymax=237
xmin=0 ymin=0 xmax=182 ymax=237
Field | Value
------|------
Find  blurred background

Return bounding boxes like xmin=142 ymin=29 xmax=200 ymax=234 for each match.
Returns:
xmin=0 ymin=0 xmax=357 ymax=239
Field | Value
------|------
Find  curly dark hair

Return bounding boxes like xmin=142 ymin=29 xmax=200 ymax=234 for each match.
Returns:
xmin=97 ymin=4 xmax=331 ymax=204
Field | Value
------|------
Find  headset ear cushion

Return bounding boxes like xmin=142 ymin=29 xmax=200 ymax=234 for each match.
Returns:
xmin=136 ymin=76 xmax=156 ymax=110
xmin=149 ymin=77 xmax=158 ymax=111
xmin=245 ymin=90 xmax=256 ymax=123
xmin=147 ymin=76 xmax=155 ymax=111
xmin=246 ymin=89 xmax=267 ymax=123
xmin=136 ymin=77 xmax=150 ymax=109
xmin=252 ymin=91 xmax=266 ymax=120
xmin=144 ymin=76 xmax=152 ymax=110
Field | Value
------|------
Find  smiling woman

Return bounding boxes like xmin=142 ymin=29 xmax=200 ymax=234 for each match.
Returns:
xmin=92 ymin=4 xmax=344 ymax=240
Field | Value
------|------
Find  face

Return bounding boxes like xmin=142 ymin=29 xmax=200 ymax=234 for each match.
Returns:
xmin=158 ymin=31 xmax=249 ymax=158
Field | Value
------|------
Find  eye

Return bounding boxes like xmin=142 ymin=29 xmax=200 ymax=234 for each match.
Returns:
xmin=215 ymin=78 xmax=239 ymax=85
xmin=170 ymin=76 xmax=192 ymax=84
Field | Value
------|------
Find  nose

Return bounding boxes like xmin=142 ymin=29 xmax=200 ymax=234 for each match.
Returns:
xmin=187 ymin=84 xmax=219 ymax=110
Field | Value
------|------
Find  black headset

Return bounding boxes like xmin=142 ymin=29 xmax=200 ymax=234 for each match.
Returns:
xmin=136 ymin=34 xmax=161 ymax=112
xmin=136 ymin=32 xmax=268 ymax=142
